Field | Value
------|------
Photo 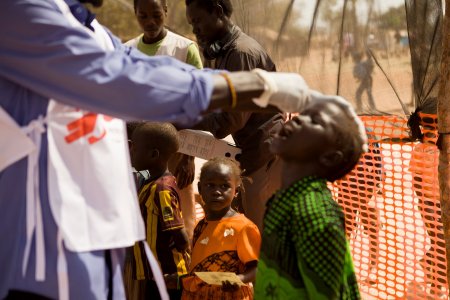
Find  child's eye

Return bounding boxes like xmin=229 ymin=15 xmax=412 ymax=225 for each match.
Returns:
xmin=221 ymin=184 xmax=230 ymax=189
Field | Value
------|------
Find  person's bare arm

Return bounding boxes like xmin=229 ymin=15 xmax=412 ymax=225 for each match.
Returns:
xmin=221 ymin=260 xmax=258 ymax=292
xmin=172 ymin=228 xmax=190 ymax=253
xmin=238 ymin=260 xmax=258 ymax=283
xmin=170 ymin=154 xmax=195 ymax=189
xmin=163 ymin=228 xmax=191 ymax=290
xmin=192 ymin=111 xmax=252 ymax=139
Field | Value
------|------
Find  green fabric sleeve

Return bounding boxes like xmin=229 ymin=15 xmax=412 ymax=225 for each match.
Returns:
xmin=186 ymin=43 xmax=203 ymax=69
xmin=292 ymin=191 xmax=347 ymax=299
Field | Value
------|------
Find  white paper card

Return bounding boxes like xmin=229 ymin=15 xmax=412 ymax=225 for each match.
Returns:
xmin=178 ymin=130 xmax=241 ymax=161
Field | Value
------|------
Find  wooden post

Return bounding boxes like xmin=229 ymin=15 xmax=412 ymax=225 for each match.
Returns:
xmin=438 ymin=0 xmax=450 ymax=291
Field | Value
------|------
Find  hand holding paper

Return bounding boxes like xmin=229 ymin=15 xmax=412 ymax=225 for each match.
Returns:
xmin=194 ymin=271 xmax=245 ymax=286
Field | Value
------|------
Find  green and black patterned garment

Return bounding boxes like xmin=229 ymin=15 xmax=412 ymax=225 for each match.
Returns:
xmin=254 ymin=176 xmax=361 ymax=300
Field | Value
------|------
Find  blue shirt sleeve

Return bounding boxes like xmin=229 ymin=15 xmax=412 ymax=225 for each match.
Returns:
xmin=0 ymin=0 xmax=213 ymax=126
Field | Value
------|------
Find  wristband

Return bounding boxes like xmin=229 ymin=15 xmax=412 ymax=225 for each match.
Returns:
xmin=219 ymin=73 xmax=237 ymax=109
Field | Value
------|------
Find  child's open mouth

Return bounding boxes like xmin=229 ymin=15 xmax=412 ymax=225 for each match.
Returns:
xmin=278 ymin=123 xmax=295 ymax=138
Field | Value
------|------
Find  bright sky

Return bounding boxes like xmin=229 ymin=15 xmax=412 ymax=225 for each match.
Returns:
xmin=295 ymin=0 xmax=405 ymax=27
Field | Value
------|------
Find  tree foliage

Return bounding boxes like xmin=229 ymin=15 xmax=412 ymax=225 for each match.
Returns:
xmin=377 ymin=5 xmax=407 ymax=30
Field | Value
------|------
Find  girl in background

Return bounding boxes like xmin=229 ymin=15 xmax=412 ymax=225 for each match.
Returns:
xmin=182 ymin=157 xmax=260 ymax=300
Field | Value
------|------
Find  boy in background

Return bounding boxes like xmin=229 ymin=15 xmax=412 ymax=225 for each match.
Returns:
xmin=128 ymin=122 xmax=190 ymax=300
xmin=255 ymin=96 xmax=367 ymax=299
xmin=127 ymin=0 xmax=202 ymax=68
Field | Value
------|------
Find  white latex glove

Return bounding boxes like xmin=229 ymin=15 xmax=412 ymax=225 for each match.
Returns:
xmin=252 ymin=69 xmax=311 ymax=112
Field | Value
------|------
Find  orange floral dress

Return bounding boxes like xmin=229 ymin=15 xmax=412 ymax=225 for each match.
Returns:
xmin=181 ymin=214 xmax=261 ymax=300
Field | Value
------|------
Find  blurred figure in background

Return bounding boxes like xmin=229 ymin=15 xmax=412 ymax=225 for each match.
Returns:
xmin=353 ymin=51 xmax=376 ymax=112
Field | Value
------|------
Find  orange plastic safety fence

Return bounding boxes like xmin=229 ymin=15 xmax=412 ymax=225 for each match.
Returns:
xmin=331 ymin=114 xmax=447 ymax=299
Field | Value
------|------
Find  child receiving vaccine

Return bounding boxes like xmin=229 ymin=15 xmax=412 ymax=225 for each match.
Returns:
xmin=255 ymin=96 xmax=367 ymax=299
xmin=181 ymin=157 xmax=261 ymax=300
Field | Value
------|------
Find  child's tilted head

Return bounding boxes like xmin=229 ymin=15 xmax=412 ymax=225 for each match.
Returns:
xmin=130 ymin=122 xmax=179 ymax=171
xmin=271 ymin=96 xmax=367 ymax=182
xmin=198 ymin=157 xmax=241 ymax=217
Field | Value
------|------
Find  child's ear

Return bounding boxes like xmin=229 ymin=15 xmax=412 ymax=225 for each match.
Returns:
xmin=234 ymin=186 xmax=240 ymax=197
xmin=319 ymin=150 xmax=344 ymax=168
xmin=150 ymin=149 xmax=160 ymax=159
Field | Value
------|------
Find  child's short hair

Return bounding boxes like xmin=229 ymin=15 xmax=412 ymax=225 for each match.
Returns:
xmin=126 ymin=121 xmax=144 ymax=139
xmin=134 ymin=0 xmax=167 ymax=11
xmin=326 ymin=97 xmax=368 ymax=182
xmin=200 ymin=157 xmax=242 ymax=186
xmin=132 ymin=122 xmax=180 ymax=157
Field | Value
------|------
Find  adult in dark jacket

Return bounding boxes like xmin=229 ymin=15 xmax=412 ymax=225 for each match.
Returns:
xmin=186 ymin=0 xmax=284 ymax=230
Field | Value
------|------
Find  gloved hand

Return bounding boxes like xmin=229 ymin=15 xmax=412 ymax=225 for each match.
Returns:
xmin=252 ymin=69 xmax=311 ymax=112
